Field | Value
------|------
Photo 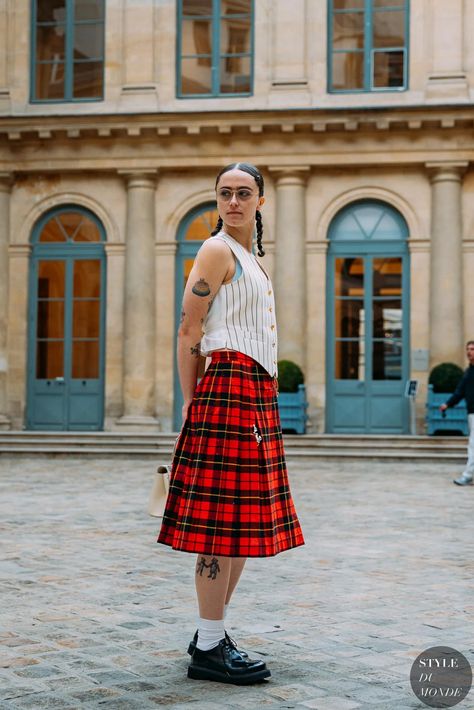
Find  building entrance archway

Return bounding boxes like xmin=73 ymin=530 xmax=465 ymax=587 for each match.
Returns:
xmin=26 ymin=206 xmax=106 ymax=430
xmin=326 ymin=199 xmax=410 ymax=433
xmin=173 ymin=202 xmax=218 ymax=429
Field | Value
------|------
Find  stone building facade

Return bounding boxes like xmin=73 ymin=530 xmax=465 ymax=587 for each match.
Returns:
xmin=0 ymin=0 xmax=474 ymax=433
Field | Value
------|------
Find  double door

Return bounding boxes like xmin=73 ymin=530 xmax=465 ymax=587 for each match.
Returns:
xmin=326 ymin=248 xmax=410 ymax=433
xmin=27 ymin=249 xmax=105 ymax=430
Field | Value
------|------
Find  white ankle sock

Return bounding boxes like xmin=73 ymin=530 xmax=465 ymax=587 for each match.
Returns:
xmin=196 ymin=617 xmax=225 ymax=651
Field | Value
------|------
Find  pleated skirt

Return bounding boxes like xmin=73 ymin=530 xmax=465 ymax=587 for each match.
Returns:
xmin=157 ymin=350 xmax=305 ymax=557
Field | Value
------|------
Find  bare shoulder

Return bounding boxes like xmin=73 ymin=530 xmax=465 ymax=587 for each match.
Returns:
xmin=196 ymin=236 xmax=234 ymax=265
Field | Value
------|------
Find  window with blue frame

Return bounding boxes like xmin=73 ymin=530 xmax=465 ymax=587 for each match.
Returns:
xmin=177 ymin=0 xmax=253 ymax=98
xmin=31 ymin=0 xmax=105 ymax=102
xmin=328 ymin=0 xmax=408 ymax=92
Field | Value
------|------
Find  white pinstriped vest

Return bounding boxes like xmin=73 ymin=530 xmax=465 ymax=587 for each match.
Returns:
xmin=200 ymin=232 xmax=278 ymax=377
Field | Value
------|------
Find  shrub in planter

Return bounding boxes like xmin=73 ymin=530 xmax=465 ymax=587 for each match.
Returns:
xmin=278 ymin=360 xmax=304 ymax=393
xmin=277 ymin=360 xmax=307 ymax=434
xmin=428 ymin=362 xmax=464 ymax=393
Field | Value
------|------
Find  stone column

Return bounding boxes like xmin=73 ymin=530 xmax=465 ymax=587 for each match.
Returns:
xmin=117 ymin=171 xmax=159 ymax=430
xmin=270 ymin=167 xmax=309 ymax=370
xmin=427 ymin=163 xmax=468 ymax=367
xmin=0 ymin=173 xmax=12 ymax=429
xmin=426 ymin=0 xmax=468 ymax=99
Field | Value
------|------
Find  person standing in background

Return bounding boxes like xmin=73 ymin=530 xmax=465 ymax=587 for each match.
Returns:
xmin=439 ymin=341 xmax=474 ymax=485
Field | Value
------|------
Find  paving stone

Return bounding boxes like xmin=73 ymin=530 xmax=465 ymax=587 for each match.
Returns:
xmin=13 ymin=665 xmax=63 ymax=679
xmin=5 ymin=694 xmax=77 ymax=709
xmin=1 ymin=457 xmax=473 ymax=709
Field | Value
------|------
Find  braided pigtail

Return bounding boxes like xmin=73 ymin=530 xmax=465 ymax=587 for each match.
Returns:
xmin=255 ymin=210 xmax=265 ymax=257
xmin=211 ymin=215 xmax=223 ymax=236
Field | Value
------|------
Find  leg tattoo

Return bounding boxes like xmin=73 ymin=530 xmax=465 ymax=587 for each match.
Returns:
xmin=196 ymin=556 xmax=221 ymax=580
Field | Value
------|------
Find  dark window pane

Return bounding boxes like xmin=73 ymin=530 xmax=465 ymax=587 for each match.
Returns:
xmin=335 ymin=257 xmax=364 ymax=297
xmin=73 ymin=300 xmax=100 ymax=338
xmin=37 ymin=261 xmax=65 ymax=298
xmin=36 ymin=340 xmax=64 ymax=378
xmin=35 ymin=61 xmax=65 ymax=99
xmin=373 ymin=340 xmax=402 ymax=380
xmin=74 ymin=23 xmax=104 ymax=60
xmin=373 ymin=50 xmax=404 ymax=87
xmin=37 ymin=300 xmax=65 ymax=339
xmin=335 ymin=300 xmax=365 ymax=339
xmin=373 ymin=257 xmax=401 ymax=296
xmin=182 ymin=18 xmax=212 ymax=55
xmin=182 ymin=0 xmax=213 ymax=16
xmin=73 ymin=60 xmax=103 ymax=97
xmin=72 ymin=340 xmax=99 ymax=378
xmin=221 ymin=0 xmax=251 ymax=15
xmin=37 ymin=0 xmax=66 ymax=23
xmin=332 ymin=12 xmax=364 ymax=51
xmin=74 ymin=0 xmax=105 ymax=21
xmin=185 ymin=209 xmax=219 ymax=240
xmin=373 ymin=301 xmax=402 ymax=339
xmin=331 ymin=51 xmax=364 ymax=90
xmin=221 ymin=16 xmax=251 ymax=54
xmin=73 ymin=260 xmax=101 ymax=298
xmin=73 ymin=216 xmax=101 ymax=242
xmin=36 ymin=25 xmax=65 ymax=62
xmin=373 ymin=9 xmax=405 ymax=48
xmin=219 ymin=55 xmax=251 ymax=93
xmin=181 ymin=57 xmax=212 ymax=93
xmin=334 ymin=0 xmax=364 ymax=7
xmin=40 ymin=217 xmax=66 ymax=242
xmin=335 ymin=340 xmax=365 ymax=380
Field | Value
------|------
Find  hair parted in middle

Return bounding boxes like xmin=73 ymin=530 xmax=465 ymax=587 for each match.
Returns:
xmin=211 ymin=162 xmax=265 ymax=257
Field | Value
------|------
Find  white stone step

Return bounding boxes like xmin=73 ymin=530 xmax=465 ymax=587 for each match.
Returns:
xmin=0 ymin=431 xmax=467 ymax=462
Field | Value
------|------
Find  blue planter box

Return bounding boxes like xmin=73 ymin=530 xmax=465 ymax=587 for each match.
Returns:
xmin=278 ymin=384 xmax=308 ymax=435
xmin=425 ymin=384 xmax=468 ymax=436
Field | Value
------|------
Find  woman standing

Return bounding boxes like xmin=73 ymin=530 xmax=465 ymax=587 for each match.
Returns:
xmin=158 ymin=163 xmax=304 ymax=685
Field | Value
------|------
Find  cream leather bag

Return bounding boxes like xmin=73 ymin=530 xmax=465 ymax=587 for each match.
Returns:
xmin=147 ymin=464 xmax=171 ymax=518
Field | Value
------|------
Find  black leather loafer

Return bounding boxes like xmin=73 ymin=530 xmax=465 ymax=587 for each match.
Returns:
xmin=187 ymin=630 xmax=249 ymax=659
xmin=187 ymin=637 xmax=270 ymax=685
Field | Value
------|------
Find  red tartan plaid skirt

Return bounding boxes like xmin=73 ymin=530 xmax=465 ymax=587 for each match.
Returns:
xmin=157 ymin=351 xmax=305 ymax=557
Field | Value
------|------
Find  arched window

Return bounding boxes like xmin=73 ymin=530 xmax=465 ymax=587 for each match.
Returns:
xmin=173 ymin=202 xmax=218 ymax=427
xmin=326 ymin=199 xmax=410 ymax=434
xmin=27 ymin=205 xmax=106 ymax=430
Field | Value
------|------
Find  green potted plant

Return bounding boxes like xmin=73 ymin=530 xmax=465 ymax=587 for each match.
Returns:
xmin=426 ymin=362 xmax=468 ymax=435
xmin=277 ymin=360 xmax=308 ymax=434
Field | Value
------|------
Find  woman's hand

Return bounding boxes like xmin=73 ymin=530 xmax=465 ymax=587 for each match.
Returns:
xmin=182 ymin=400 xmax=192 ymax=425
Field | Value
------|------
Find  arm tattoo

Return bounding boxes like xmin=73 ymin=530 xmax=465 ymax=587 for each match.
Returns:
xmin=190 ymin=342 xmax=201 ymax=357
xmin=192 ymin=278 xmax=211 ymax=297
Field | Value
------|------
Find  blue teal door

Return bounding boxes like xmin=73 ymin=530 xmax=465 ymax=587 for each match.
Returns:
xmin=326 ymin=201 xmax=410 ymax=434
xmin=173 ymin=203 xmax=218 ymax=430
xmin=26 ymin=207 xmax=106 ymax=430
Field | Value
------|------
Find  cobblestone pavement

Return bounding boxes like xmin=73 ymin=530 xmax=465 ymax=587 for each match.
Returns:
xmin=0 ymin=456 xmax=473 ymax=710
